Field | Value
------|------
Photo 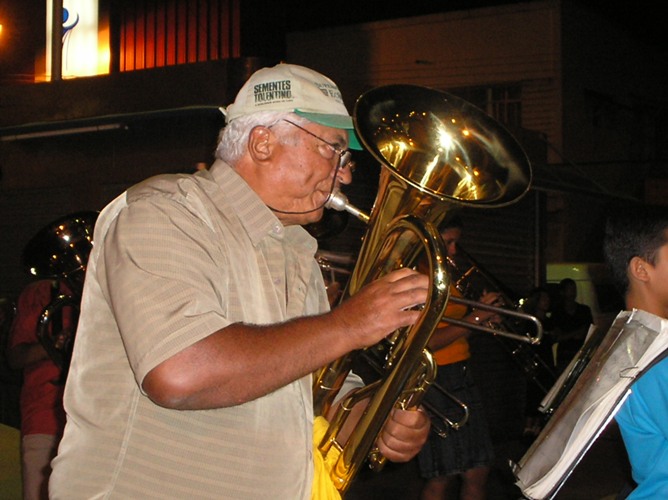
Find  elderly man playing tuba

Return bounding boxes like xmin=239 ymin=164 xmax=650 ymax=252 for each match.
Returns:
xmin=49 ymin=63 xmax=430 ymax=499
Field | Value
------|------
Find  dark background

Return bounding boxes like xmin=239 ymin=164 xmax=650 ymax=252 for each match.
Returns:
xmin=284 ymin=0 xmax=663 ymax=48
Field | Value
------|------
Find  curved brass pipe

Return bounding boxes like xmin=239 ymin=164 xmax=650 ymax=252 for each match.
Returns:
xmin=316 ymin=215 xmax=450 ymax=491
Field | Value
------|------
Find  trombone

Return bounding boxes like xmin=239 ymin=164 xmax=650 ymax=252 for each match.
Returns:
xmin=320 ymin=198 xmax=545 ymax=348
xmin=446 ymin=247 xmax=556 ymax=395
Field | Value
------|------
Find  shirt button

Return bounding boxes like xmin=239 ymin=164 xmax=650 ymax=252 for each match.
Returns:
xmin=274 ymin=278 xmax=282 ymax=285
xmin=273 ymin=224 xmax=282 ymax=235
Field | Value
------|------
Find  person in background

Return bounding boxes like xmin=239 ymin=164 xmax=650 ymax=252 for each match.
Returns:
xmin=49 ymin=63 xmax=430 ymax=499
xmin=603 ymin=204 xmax=668 ymax=500
xmin=551 ymin=278 xmax=594 ymax=373
xmin=417 ymin=215 xmax=499 ymax=500
xmin=6 ymin=279 xmax=73 ymax=500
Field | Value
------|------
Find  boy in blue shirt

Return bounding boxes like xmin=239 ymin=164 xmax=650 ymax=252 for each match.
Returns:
xmin=604 ymin=205 xmax=668 ymax=500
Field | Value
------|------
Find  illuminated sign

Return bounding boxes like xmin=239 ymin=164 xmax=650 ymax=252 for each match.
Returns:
xmin=46 ymin=0 xmax=108 ymax=79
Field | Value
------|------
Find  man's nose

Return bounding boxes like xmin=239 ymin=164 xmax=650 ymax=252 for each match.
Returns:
xmin=335 ymin=163 xmax=353 ymax=185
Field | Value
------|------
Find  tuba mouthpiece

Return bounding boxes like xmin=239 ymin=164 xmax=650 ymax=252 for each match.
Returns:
xmin=325 ymin=190 xmax=370 ymax=223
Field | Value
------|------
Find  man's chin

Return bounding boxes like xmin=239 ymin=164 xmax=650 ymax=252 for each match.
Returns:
xmin=301 ymin=209 xmax=328 ymax=233
xmin=303 ymin=208 xmax=325 ymax=225
xmin=301 ymin=206 xmax=352 ymax=241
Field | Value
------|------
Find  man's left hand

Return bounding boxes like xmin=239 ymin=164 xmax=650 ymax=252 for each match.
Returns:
xmin=375 ymin=407 xmax=430 ymax=462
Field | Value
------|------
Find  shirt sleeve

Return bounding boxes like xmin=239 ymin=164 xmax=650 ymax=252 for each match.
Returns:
xmin=336 ymin=371 xmax=364 ymax=403
xmin=102 ymin=197 xmax=231 ymax=382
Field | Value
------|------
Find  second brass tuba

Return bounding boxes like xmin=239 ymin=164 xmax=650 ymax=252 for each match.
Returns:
xmin=313 ymin=84 xmax=532 ymax=493
xmin=22 ymin=211 xmax=98 ymax=378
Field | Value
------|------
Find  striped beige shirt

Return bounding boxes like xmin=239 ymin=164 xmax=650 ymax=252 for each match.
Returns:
xmin=50 ymin=160 xmax=330 ymax=499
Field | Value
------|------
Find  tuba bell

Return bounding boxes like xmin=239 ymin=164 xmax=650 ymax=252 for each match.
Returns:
xmin=313 ymin=84 xmax=533 ymax=493
xmin=22 ymin=211 xmax=98 ymax=378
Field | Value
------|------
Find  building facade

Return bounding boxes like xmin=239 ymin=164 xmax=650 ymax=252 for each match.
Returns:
xmin=286 ymin=0 xmax=667 ymax=293
xmin=0 ymin=0 xmax=666 ymax=299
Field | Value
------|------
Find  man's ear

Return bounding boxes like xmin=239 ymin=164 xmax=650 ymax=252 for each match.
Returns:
xmin=629 ymin=256 xmax=650 ymax=282
xmin=247 ymin=126 xmax=273 ymax=161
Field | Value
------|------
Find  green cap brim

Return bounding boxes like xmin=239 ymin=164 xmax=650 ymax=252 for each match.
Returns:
xmin=294 ymin=110 xmax=362 ymax=150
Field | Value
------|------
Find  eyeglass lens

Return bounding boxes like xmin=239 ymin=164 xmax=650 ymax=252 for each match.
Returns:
xmin=283 ymin=119 xmax=354 ymax=171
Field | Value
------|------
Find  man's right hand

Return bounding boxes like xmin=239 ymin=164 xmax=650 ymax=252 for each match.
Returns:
xmin=331 ymin=268 xmax=429 ymax=350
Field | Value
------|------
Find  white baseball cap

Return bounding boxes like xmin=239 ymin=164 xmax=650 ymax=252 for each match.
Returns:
xmin=224 ymin=63 xmax=362 ymax=150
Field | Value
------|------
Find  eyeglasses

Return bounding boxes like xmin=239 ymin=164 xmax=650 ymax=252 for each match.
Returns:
xmin=282 ymin=119 xmax=354 ymax=172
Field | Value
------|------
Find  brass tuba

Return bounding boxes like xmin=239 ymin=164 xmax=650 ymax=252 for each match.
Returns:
xmin=313 ymin=84 xmax=533 ymax=493
xmin=22 ymin=211 xmax=98 ymax=378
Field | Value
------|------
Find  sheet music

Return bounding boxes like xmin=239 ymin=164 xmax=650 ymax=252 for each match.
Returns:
xmin=512 ymin=309 xmax=668 ymax=500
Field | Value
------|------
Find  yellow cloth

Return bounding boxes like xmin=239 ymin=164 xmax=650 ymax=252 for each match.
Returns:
xmin=311 ymin=416 xmax=342 ymax=500
xmin=0 ymin=423 xmax=22 ymax=499
xmin=433 ymin=336 xmax=470 ymax=365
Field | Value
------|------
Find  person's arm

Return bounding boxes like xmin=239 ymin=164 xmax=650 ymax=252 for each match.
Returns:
xmin=142 ymin=267 xmax=429 ymax=410
xmin=6 ymin=281 xmax=53 ymax=370
xmin=142 ymin=267 xmax=431 ymax=463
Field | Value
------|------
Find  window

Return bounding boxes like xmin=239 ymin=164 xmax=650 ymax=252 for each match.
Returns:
xmin=449 ymin=84 xmax=522 ymax=130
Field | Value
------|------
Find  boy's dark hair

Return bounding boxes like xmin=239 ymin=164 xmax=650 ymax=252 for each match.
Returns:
xmin=603 ymin=204 xmax=668 ymax=297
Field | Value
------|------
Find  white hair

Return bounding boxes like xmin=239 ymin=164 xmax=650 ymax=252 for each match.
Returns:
xmin=215 ymin=111 xmax=310 ymax=165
